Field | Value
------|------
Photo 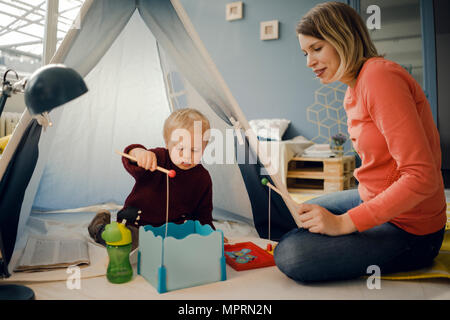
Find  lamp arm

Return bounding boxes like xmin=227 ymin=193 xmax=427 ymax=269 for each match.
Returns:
xmin=0 ymin=69 xmax=20 ymax=117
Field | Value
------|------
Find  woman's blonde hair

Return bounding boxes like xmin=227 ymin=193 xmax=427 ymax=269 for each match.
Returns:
xmin=296 ymin=2 xmax=381 ymax=81
xmin=163 ymin=108 xmax=210 ymax=144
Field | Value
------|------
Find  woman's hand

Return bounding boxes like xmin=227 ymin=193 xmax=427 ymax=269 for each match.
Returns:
xmin=296 ymin=203 xmax=357 ymax=236
xmin=129 ymin=148 xmax=157 ymax=171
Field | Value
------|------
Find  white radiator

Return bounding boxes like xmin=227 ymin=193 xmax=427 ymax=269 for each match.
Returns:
xmin=0 ymin=112 xmax=21 ymax=137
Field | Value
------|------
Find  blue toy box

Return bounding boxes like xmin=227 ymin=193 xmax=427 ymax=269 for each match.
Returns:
xmin=137 ymin=220 xmax=227 ymax=293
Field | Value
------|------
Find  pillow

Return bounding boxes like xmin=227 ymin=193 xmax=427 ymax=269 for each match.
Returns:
xmin=249 ymin=118 xmax=291 ymax=141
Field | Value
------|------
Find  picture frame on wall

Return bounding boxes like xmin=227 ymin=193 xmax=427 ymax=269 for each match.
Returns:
xmin=226 ymin=1 xmax=243 ymax=21
xmin=260 ymin=20 xmax=279 ymax=40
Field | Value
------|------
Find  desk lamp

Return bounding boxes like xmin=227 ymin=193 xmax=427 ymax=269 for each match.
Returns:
xmin=0 ymin=64 xmax=88 ymax=300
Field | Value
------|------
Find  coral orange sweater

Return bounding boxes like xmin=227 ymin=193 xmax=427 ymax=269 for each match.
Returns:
xmin=345 ymin=57 xmax=447 ymax=235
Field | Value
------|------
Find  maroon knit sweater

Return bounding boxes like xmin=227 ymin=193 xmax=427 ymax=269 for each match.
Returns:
xmin=120 ymin=144 xmax=214 ymax=229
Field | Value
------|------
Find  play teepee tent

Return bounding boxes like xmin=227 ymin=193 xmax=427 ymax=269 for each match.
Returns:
xmin=0 ymin=0 xmax=300 ymax=277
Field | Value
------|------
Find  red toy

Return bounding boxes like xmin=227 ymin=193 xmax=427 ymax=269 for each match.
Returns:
xmin=224 ymin=242 xmax=275 ymax=271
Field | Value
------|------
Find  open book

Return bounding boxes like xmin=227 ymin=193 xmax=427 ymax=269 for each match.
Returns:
xmin=14 ymin=236 xmax=90 ymax=272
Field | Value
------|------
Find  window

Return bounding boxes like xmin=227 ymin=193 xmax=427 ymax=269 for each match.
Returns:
xmin=0 ymin=0 xmax=84 ymax=77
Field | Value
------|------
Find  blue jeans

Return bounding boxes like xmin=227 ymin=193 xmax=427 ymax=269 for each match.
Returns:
xmin=273 ymin=189 xmax=445 ymax=283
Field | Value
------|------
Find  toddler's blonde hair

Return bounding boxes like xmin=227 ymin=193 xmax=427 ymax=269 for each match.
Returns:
xmin=163 ymin=108 xmax=210 ymax=144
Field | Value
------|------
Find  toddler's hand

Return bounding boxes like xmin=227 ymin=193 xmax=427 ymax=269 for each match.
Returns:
xmin=130 ymin=148 xmax=157 ymax=171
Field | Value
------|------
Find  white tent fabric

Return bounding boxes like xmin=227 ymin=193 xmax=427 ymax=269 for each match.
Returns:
xmin=10 ymin=3 xmax=256 ymax=266
xmin=1 ymin=0 xmax=300 ymax=277
xmin=157 ymin=45 xmax=254 ymax=223
xmin=28 ymin=10 xmax=254 ymax=222
xmin=5 ymin=9 xmax=255 ymax=279
xmin=33 ymin=12 xmax=171 ymax=210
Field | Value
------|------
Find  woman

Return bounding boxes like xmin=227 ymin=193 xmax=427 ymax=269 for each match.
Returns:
xmin=273 ymin=2 xmax=447 ymax=283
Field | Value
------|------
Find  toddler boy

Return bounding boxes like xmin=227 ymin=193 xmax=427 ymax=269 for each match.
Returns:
xmin=88 ymin=108 xmax=213 ymax=249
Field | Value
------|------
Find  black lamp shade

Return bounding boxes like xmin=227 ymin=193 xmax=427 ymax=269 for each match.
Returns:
xmin=24 ymin=64 xmax=88 ymax=115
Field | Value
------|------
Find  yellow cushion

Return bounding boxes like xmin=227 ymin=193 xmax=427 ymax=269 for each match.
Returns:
xmin=0 ymin=134 xmax=11 ymax=154
xmin=380 ymin=205 xmax=450 ymax=280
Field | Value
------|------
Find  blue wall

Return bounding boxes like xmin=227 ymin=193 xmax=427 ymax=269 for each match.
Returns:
xmin=179 ymin=0 xmax=348 ymax=145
